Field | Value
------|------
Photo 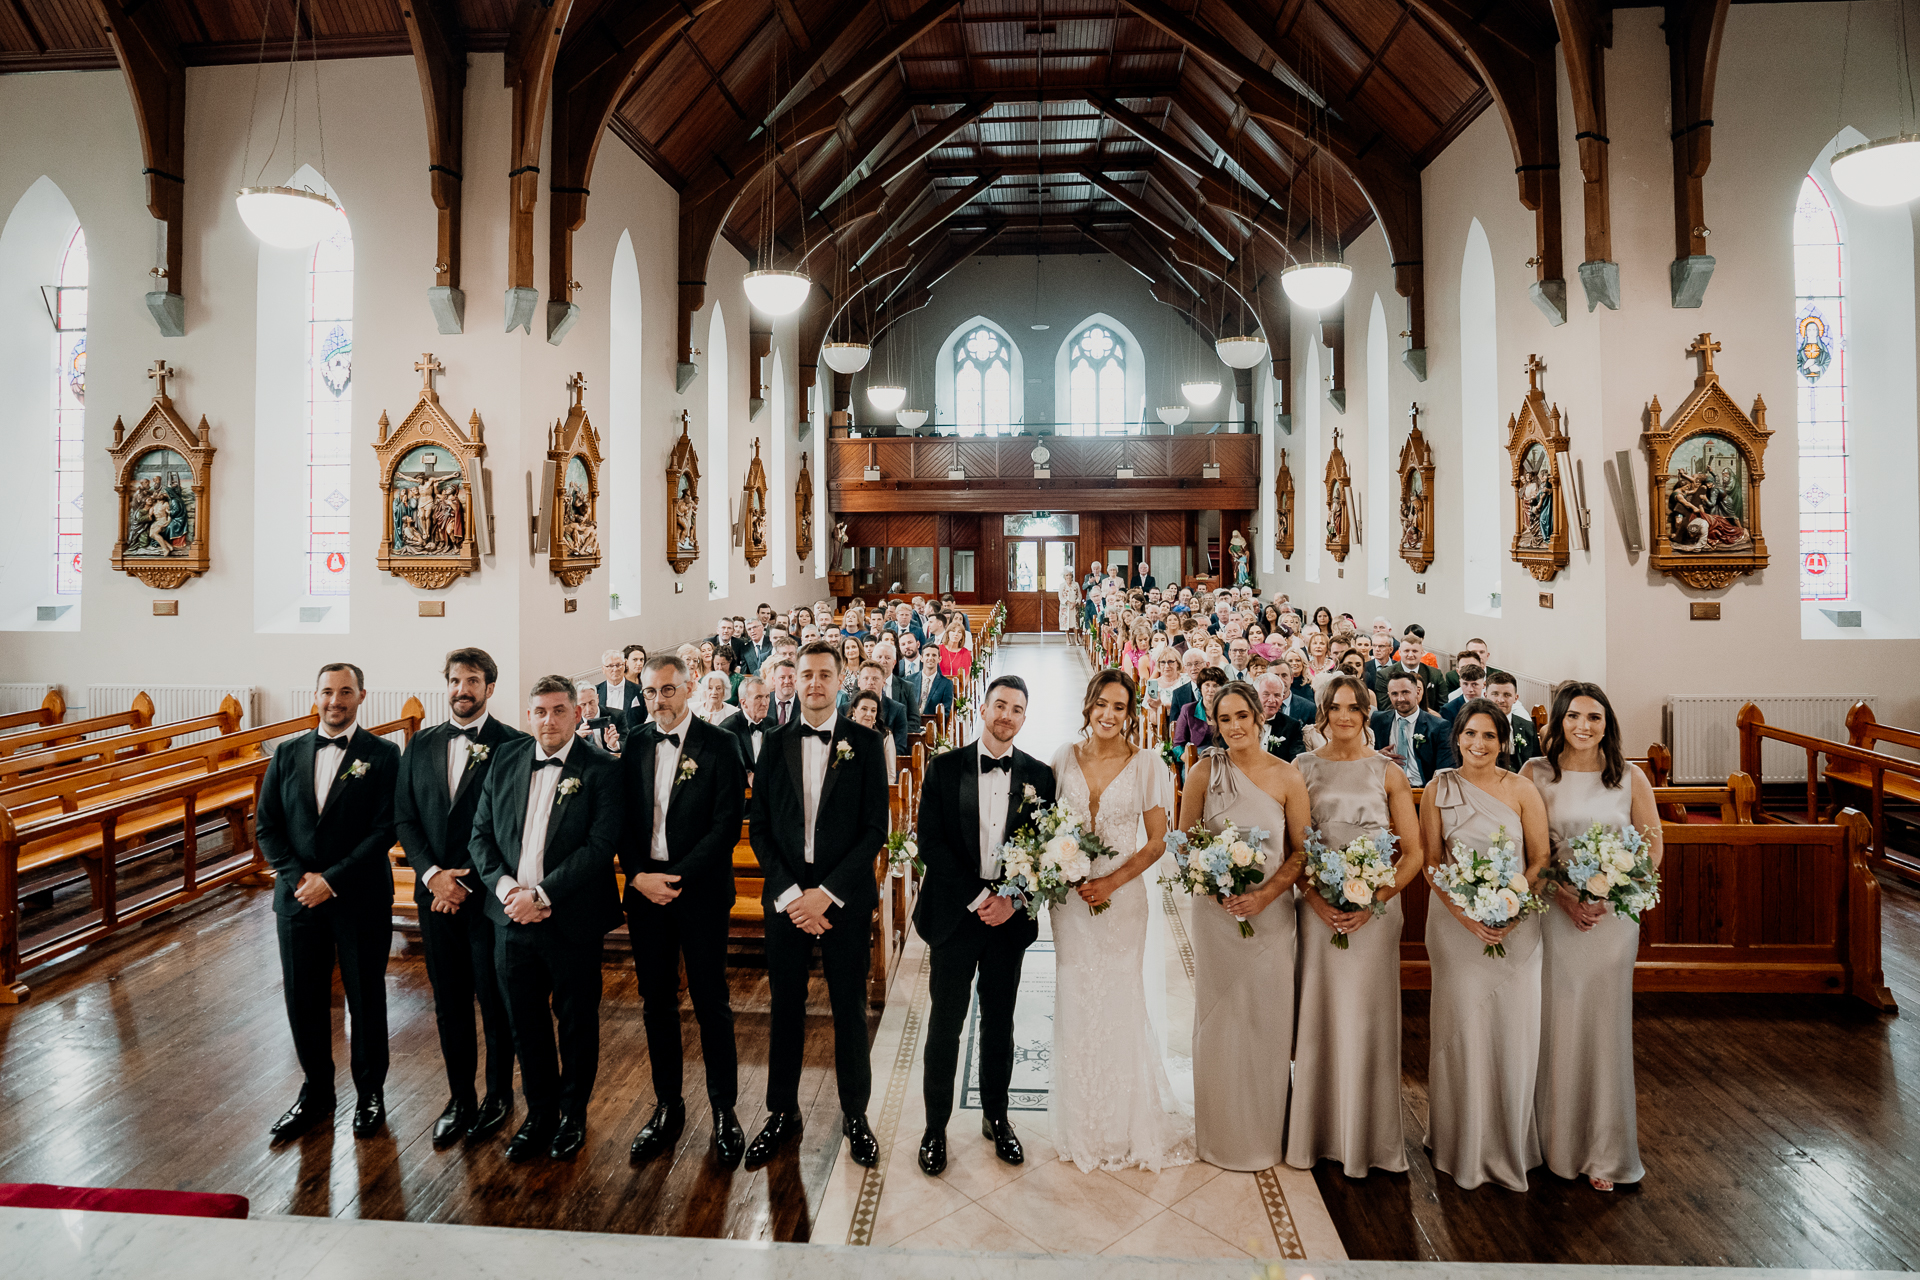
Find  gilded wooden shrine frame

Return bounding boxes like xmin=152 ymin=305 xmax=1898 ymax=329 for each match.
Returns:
xmin=1643 ymin=333 xmax=1771 ymax=590
xmin=1398 ymin=405 xmax=1435 ymax=574
xmin=742 ymin=438 xmax=769 ymax=569
xmin=1324 ymin=428 xmax=1352 ymax=563
xmin=547 ymin=372 xmax=603 ymax=589
xmin=109 ymin=360 xmax=214 ymax=589
xmin=374 ymin=353 xmax=486 ymax=590
xmin=666 ymin=409 xmax=702 ymax=575
xmin=1507 ymin=355 xmax=1572 ymax=582
xmin=795 ymin=451 xmax=815 ymax=562
xmin=1275 ymin=447 xmax=1295 ymax=561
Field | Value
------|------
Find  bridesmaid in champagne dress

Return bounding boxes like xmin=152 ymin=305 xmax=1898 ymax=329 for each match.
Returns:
xmin=1524 ymin=682 xmax=1663 ymax=1191
xmin=1176 ymin=682 xmax=1309 ymax=1171
xmin=1285 ymin=674 xmax=1425 ymax=1178
xmin=1418 ymin=702 xmax=1551 ymax=1191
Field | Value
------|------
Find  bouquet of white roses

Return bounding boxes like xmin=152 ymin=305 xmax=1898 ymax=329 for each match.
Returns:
xmin=1304 ymin=826 xmax=1398 ymax=949
xmin=994 ymin=802 xmax=1119 ymax=920
xmin=884 ymin=830 xmax=922 ymax=878
xmin=1547 ymin=822 xmax=1661 ymax=922
xmin=1161 ymin=821 xmax=1271 ymax=937
xmin=1428 ymin=824 xmax=1548 ymax=957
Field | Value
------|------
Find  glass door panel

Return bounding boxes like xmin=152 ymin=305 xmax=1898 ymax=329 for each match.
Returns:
xmin=1009 ymin=540 xmax=1039 ymax=592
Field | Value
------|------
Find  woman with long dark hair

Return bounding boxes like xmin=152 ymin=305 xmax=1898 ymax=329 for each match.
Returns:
xmin=1311 ymin=605 xmax=1334 ymax=634
xmin=1524 ymin=682 xmax=1663 ymax=1191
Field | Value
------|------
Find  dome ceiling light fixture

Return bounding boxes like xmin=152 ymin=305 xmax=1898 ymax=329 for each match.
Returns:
xmin=1156 ymin=405 xmax=1191 ymax=427
xmin=1215 ymin=335 xmax=1270 ymax=369
xmin=1180 ymin=381 xmax=1222 ymax=406
xmin=1280 ymin=262 xmax=1354 ymax=310
xmin=866 ymin=384 xmax=906 ymax=414
xmin=1279 ymin=42 xmax=1354 ymax=313
xmin=234 ymin=0 xmax=341 ymax=249
xmin=742 ymin=268 xmax=811 ymax=316
xmin=896 ymin=408 xmax=929 ymax=430
xmin=1831 ymin=134 xmax=1920 ymax=206
xmin=744 ymin=51 xmax=810 ymax=315
xmin=822 ymin=342 xmax=871 ymax=374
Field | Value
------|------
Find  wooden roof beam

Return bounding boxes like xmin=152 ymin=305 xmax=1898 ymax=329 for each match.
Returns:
xmin=504 ymin=0 xmax=577 ymax=337
xmin=1665 ymin=0 xmax=1729 ymax=306
xmin=87 ymin=0 xmax=186 ymax=334
xmin=402 ymin=0 xmax=469 ymax=333
xmin=816 ymin=94 xmax=995 ymax=213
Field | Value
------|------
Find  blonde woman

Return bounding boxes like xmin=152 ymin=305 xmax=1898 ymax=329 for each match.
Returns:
xmin=678 ymin=642 xmax=708 ymax=681
xmin=1060 ymin=574 xmax=1083 ymax=636
xmin=1304 ymin=632 xmax=1332 ymax=677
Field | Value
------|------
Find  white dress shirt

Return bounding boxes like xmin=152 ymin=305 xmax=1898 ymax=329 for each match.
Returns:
xmin=495 ymin=737 xmax=574 ymax=909
xmin=772 ymin=711 xmax=845 ymax=913
xmin=313 ymin=724 xmax=357 ymax=813
xmin=648 ymin=712 xmax=689 ymax=863
xmin=968 ymin=740 xmax=1015 ymax=911
xmin=424 ymin=711 xmax=491 ymax=887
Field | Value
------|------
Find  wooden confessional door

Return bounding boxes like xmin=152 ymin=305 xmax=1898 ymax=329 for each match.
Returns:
xmin=1003 ymin=538 xmax=1076 ymax=632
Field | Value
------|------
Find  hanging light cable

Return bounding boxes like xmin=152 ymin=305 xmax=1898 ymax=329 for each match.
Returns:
xmin=1831 ymin=0 xmax=1920 ymax=205
xmin=236 ymin=0 xmax=342 ymax=248
xmin=743 ymin=44 xmax=813 ymax=315
xmin=1281 ymin=41 xmax=1352 ymax=310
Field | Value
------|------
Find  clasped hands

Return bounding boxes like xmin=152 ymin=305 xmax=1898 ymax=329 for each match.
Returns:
xmin=503 ymin=885 xmax=552 ymax=925
xmin=293 ymin=872 xmax=335 ymax=909
xmin=785 ymin=887 xmax=835 ymax=936
xmin=426 ymin=867 xmax=469 ymax=913
xmin=1549 ymin=880 xmax=1608 ymax=932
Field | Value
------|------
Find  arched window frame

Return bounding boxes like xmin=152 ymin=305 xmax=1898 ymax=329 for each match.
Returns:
xmin=305 ymin=209 xmax=353 ymax=598
xmin=1794 ymin=173 xmax=1850 ymax=603
xmin=1066 ymin=323 xmax=1125 ymax=435
xmin=52 ymin=225 xmax=86 ymax=596
xmin=934 ymin=316 xmax=1023 ymax=434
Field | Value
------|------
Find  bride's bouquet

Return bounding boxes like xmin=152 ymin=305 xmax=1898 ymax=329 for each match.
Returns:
xmin=1304 ymin=826 xmax=1398 ymax=949
xmin=994 ymin=802 xmax=1120 ymax=919
xmin=1162 ymin=821 xmax=1271 ymax=937
xmin=1545 ymin=822 xmax=1662 ymax=922
xmin=1428 ymin=825 xmax=1549 ymax=957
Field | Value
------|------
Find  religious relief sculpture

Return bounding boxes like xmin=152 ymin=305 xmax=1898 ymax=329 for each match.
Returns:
xmin=1397 ymin=402 xmax=1435 ymax=574
xmin=108 ymin=360 xmax=214 ymax=589
xmin=1643 ymin=333 xmax=1771 ymax=590
xmin=1324 ymin=427 xmax=1352 ymax=563
xmin=1506 ymin=355 xmax=1572 ymax=582
xmin=1275 ymin=449 xmax=1295 ymax=561
xmin=1228 ymin=529 xmax=1250 ymax=587
xmin=742 ymin=438 xmax=770 ymax=569
xmin=666 ymin=410 xmax=701 ymax=575
xmin=546 ymin=372 xmax=603 ymax=589
xmin=374 ymin=353 xmax=486 ymax=590
xmin=795 ymin=451 xmax=815 ymax=562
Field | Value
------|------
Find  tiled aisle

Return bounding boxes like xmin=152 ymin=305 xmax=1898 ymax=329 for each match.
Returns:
xmin=812 ymin=634 xmax=1347 ymax=1260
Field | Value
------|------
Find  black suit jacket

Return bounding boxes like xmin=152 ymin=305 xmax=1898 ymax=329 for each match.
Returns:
xmin=256 ymin=726 xmax=401 ymax=918
xmin=1265 ymin=710 xmax=1306 ymax=763
xmin=727 ymin=714 xmax=774 ymax=770
xmin=1506 ymin=712 xmax=1540 ymax=772
xmin=615 ymin=714 xmax=747 ymax=909
xmin=394 ymin=715 xmax=529 ymax=906
xmin=748 ymin=715 xmax=890 ymax=915
xmin=1371 ymin=662 xmax=1445 ymax=715
xmin=1370 ymin=708 xmax=1456 ymax=781
xmin=913 ymin=744 xmax=1056 ymax=948
xmin=741 ymin=636 xmax=774 ymax=673
xmin=595 ymin=679 xmax=642 ymax=725
xmin=468 ymin=737 xmax=624 ymax=942
xmin=887 ymin=671 xmax=921 ymax=740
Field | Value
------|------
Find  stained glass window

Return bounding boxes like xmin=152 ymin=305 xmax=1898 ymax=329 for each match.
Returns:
xmin=955 ymin=326 xmax=1013 ymax=435
xmin=1793 ymin=175 xmax=1848 ymax=602
xmin=1067 ymin=324 xmax=1126 ymax=434
xmin=52 ymin=226 xmax=86 ymax=595
xmin=307 ymin=209 xmax=353 ymax=597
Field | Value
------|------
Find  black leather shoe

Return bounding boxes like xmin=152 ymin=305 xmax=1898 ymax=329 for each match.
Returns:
xmin=433 ymin=1098 xmax=477 ymax=1148
xmin=983 ymin=1115 xmax=1024 ymax=1165
xmin=505 ymin=1113 xmax=557 ymax=1163
xmin=629 ymin=1099 xmax=686 ymax=1163
xmin=918 ymin=1128 xmax=947 ymax=1176
xmin=351 ymin=1092 xmax=386 ymax=1139
xmin=469 ymin=1094 xmax=513 ymax=1141
xmin=549 ymin=1113 xmax=587 ymax=1161
xmin=744 ymin=1111 xmax=801 ymax=1167
xmin=268 ymin=1088 xmax=335 ymax=1143
xmin=713 ymin=1107 xmax=745 ymax=1169
xmin=844 ymin=1112 xmax=880 ymax=1168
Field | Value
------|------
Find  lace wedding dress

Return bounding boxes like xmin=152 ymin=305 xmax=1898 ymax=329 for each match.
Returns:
xmin=1046 ymin=742 xmax=1196 ymax=1173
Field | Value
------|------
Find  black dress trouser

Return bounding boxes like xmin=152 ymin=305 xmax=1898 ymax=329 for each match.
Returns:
xmin=764 ymin=906 xmax=871 ymax=1116
xmin=418 ymin=892 xmax=515 ymax=1105
xmin=276 ymin=901 xmax=391 ymax=1102
xmin=628 ymin=890 xmax=738 ymax=1109
xmin=495 ymin=925 xmax=603 ymax=1118
xmin=922 ymin=917 xmax=1030 ymax=1130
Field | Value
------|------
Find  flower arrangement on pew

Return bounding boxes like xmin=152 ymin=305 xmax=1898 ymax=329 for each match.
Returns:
xmin=1428 ymin=825 xmax=1549 ymax=957
xmin=1304 ymin=826 xmax=1398 ymax=949
xmin=994 ymin=803 xmax=1119 ymax=919
xmin=1546 ymin=822 xmax=1662 ymax=922
xmin=884 ymin=830 xmax=923 ymax=878
xmin=1162 ymin=821 xmax=1271 ymax=937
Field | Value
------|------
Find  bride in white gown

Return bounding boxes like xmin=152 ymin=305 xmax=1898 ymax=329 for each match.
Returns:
xmin=1047 ymin=669 xmax=1196 ymax=1173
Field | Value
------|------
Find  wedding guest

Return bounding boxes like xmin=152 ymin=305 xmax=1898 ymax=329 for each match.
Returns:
xmin=469 ymin=676 xmax=623 ymax=1162
xmin=596 ymin=649 xmax=641 ymax=725
xmin=574 ymin=683 xmax=623 ymax=753
xmin=1178 ymin=681 xmax=1308 ymax=1170
xmin=765 ymin=659 xmax=799 ymax=727
xmin=711 ymin=648 xmax=744 ymax=703
xmin=1438 ymin=662 xmax=1488 ymax=726
xmin=394 ymin=647 xmax=525 ymax=1147
xmin=1173 ymin=666 xmax=1227 ymax=752
xmin=621 ymin=654 xmax=749 ymax=1170
xmin=1167 ymin=647 xmax=1208 ymax=721
xmin=1418 ymin=702 xmax=1550 ymax=1191
xmin=694 ymin=671 xmax=739 ymax=726
xmin=1311 ymin=605 xmax=1335 ymax=634
xmin=1255 ymin=673 xmax=1307 ymax=763
xmin=937 ymin=616 xmax=973 ymax=679
xmin=1372 ymin=671 xmax=1454 ymax=786
xmin=1371 ymin=627 xmax=1445 ymax=713
xmin=839 ymin=635 xmax=866 ymax=691
xmin=1286 ymin=673 xmax=1424 ymax=1177
xmin=845 ymin=690 xmax=897 ymax=782
xmin=1484 ymin=672 xmax=1540 ymax=771
xmin=840 ymin=660 xmax=908 ymax=755
xmin=623 ymin=644 xmax=648 ymax=685
xmin=1304 ymin=632 xmax=1332 ymax=677
xmin=727 ymin=676 xmax=774 ymax=778
xmin=898 ymin=633 xmax=953 ymax=724
xmin=1526 ymin=683 xmax=1662 ymax=1192
xmin=258 ymin=661 xmax=401 ymax=1142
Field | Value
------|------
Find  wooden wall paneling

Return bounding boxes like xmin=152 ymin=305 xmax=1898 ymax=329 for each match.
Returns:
xmin=873 ymin=440 xmax=911 ymax=479
xmin=1130 ymin=512 xmax=1149 ymax=543
xmin=844 ymin=513 xmax=886 ymax=545
xmin=939 ymin=512 xmax=981 ymax=547
xmin=1148 ymin=512 xmax=1184 ymax=544
xmin=1066 ymin=442 xmax=1122 ymax=479
xmin=889 ymin=513 xmax=936 ymax=546
xmin=915 ymin=439 xmax=957 ymax=479
xmin=1169 ymin=437 xmax=1210 ymax=478
xmin=1132 ymin=438 xmax=1171 ymax=478
xmin=958 ymin=442 xmax=1002 ymax=478
xmin=1006 ymin=596 xmax=1042 ymax=631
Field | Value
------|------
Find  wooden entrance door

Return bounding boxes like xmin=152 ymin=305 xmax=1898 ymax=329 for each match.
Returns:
xmin=1004 ymin=538 xmax=1075 ymax=631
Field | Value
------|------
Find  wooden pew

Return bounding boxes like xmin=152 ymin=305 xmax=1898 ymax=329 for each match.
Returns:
xmin=0 ymin=697 xmax=246 ymax=791
xmin=0 ymin=701 xmax=423 ymax=1002
xmin=0 ymin=690 xmax=65 ymax=736
xmin=1738 ymin=701 xmax=1920 ymax=883
xmin=0 ymin=692 xmax=154 ymax=759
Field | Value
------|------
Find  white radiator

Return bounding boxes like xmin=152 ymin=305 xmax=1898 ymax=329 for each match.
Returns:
xmin=86 ymin=684 xmax=256 ymax=745
xmin=1511 ymin=672 xmax=1555 ymax=722
xmin=1666 ymin=695 xmax=1874 ymax=784
xmin=0 ymin=683 xmax=57 ymax=717
xmin=284 ymin=687 xmax=448 ymax=747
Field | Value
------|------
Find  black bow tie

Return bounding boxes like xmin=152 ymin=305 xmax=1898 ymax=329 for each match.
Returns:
xmin=317 ymin=735 xmax=349 ymax=752
xmin=980 ymin=754 xmax=1012 ymax=774
xmin=450 ymin=724 xmax=480 ymax=741
xmin=532 ymin=755 xmax=566 ymax=770
xmin=798 ymin=724 xmax=833 ymax=744
xmin=648 ymin=725 xmax=683 ymax=747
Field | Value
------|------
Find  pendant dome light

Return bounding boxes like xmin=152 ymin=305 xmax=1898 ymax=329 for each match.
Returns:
xmin=1155 ymin=405 xmax=1190 ymax=427
xmin=897 ymin=408 xmax=929 ymax=430
xmin=1215 ymin=335 xmax=1269 ymax=369
xmin=1281 ymin=262 xmax=1354 ymax=310
xmin=822 ymin=342 xmax=871 ymax=374
xmin=235 ymin=0 xmax=341 ymax=249
xmin=743 ymin=268 xmax=811 ymax=316
xmin=866 ymin=384 xmax=907 ymax=414
xmin=1180 ymin=380 xmax=1222 ymax=406
xmin=1829 ymin=3 xmax=1920 ymax=205
xmin=1280 ymin=43 xmax=1353 ymax=312
xmin=744 ymin=44 xmax=810 ymax=316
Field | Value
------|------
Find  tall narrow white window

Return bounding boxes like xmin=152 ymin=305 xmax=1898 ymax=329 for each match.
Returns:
xmin=51 ymin=226 xmax=86 ymax=596
xmin=955 ymin=326 xmax=1013 ymax=435
xmin=770 ymin=347 xmax=788 ymax=587
xmin=609 ymin=230 xmax=643 ymax=618
xmin=1794 ymin=174 xmax=1849 ymax=602
xmin=306 ymin=209 xmax=352 ymax=597
xmin=1067 ymin=324 xmax=1125 ymax=434
xmin=1366 ymin=294 xmax=1390 ymax=598
xmin=1459 ymin=218 xmax=1502 ymax=617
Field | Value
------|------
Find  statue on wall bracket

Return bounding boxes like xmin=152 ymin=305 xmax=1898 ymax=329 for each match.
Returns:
xmin=666 ymin=409 xmax=701 ymax=575
xmin=547 ymin=371 xmax=602 ymax=589
xmin=1507 ymin=354 xmax=1572 ymax=582
xmin=1275 ymin=448 xmax=1295 ymax=561
xmin=742 ymin=438 xmax=769 ymax=569
xmin=1643 ymin=333 xmax=1771 ymax=591
xmin=1324 ymin=427 xmax=1352 ymax=563
xmin=1398 ymin=401 xmax=1435 ymax=574
xmin=795 ymin=451 xmax=815 ymax=563
xmin=374 ymin=353 xmax=486 ymax=590
xmin=109 ymin=360 xmax=214 ymax=589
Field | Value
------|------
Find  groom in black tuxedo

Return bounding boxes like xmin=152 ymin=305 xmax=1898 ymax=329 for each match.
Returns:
xmin=913 ymin=674 xmax=1054 ymax=1175
xmin=257 ymin=661 xmax=401 ymax=1143
xmin=469 ymin=675 xmax=624 ymax=1162
xmin=745 ymin=640 xmax=891 ymax=1168
xmin=619 ymin=653 xmax=749 ymax=1168
xmin=394 ymin=647 xmax=526 ymax=1147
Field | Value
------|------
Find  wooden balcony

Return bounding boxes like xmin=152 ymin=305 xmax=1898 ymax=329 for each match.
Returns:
xmin=827 ymin=434 xmax=1260 ymax=511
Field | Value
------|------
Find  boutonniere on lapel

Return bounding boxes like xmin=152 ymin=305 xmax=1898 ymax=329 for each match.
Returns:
xmin=467 ymin=742 xmax=491 ymax=763
xmin=1022 ymin=783 xmax=1038 ymax=806
xmin=1261 ymin=733 xmax=1280 ymax=753
xmin=677 ymin=756 xmax=699 ymax=783
xmin=832 ymin=740 xmax=854 ymax=768
xmin=342 ymin=759 xmax=371 ymax=780
xmin=555 ymin=777 xmax=582 ymax=804
xmin=1413 ymin=733 xmax=1427 ymax=746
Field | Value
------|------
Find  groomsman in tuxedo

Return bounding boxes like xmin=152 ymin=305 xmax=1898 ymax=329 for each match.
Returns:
xmin=620 ymin=653 xmax=749 ymax=1168
xmin=394 ymin=647 xmax=526 ymax=1147
xmin=914 ymin=676 xmax=1054 ymax=1175
xmin=745 ymin=640 xmax=890 ymax=1168
xmin=469 ymin=675 xmax=623 ymax=1162
xmin=726 ymin=676 xmax=774 ymax=776
xmin=257 ymin=662 xmax=401 ymax=1142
